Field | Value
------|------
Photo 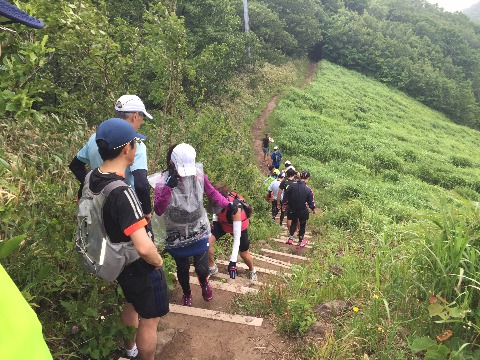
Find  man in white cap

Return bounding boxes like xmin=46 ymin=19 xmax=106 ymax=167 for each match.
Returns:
xmin=69 ymin=95 xmax=154 ymax=224
xmin=284 ymin=160 xmax=295 ymax=172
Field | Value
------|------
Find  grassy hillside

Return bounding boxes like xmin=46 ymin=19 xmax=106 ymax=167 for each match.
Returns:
xmin=242 ymin=61 xmax=480 ymax=358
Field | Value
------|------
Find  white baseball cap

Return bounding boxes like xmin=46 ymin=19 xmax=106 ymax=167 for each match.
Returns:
xmin=273 ymin=146 xmax=278 ymax=150
xmin=115 ymin=95 xmax=153 ymax=119
xmin=171 ymin=143 xmax=197 ymax=177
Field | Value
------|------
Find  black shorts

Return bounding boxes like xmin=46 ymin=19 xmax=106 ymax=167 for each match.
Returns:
xmin=211 ymin=221 xmax=250 ymax=252
xmin=117 ymin=263 xmax=169 ymax=319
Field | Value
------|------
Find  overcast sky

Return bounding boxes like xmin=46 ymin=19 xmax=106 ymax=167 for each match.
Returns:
xmin=425 ymin=0 xmax=479 ymax=12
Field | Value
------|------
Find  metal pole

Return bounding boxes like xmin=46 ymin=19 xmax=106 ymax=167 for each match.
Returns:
xmin=243 ymin=0 xmax=251 ymax=58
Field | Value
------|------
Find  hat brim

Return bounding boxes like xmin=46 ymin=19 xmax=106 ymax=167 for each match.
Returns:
xmin=143 ymin=110 xmax=153 ymax=120
xmin=0 ymin=0 xmax=44 ymax=29
xmin=176 ymin=166 xmax=196 ymax=177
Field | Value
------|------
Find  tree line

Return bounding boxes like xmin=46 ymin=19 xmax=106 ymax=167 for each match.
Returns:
xmin=2 ymin=0 xmax=480 ymax=129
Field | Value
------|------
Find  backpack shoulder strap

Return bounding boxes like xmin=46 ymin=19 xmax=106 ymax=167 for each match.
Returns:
xmin=102 ymin=180 xmax=129 ymax=198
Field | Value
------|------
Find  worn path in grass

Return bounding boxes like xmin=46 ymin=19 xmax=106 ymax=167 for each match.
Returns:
xmin=119 ymin=62 xmax=318 ymax=360
xmin=252 ymin=62 xmax=318 ymax=175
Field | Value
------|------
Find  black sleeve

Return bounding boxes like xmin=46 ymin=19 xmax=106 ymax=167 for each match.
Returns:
xmin=69 ymin=156 xmax=88 ymax=198
xmin=132 ymin=169 xmax=152 ymax=214
xmin=283 ymin=186 xmax=290 ymax=204
xmin=69 ymin=156 xmax=88 ymax=183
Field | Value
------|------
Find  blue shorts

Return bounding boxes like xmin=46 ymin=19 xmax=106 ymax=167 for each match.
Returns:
xmin=263 ymin=147 xmax=270 ymax=155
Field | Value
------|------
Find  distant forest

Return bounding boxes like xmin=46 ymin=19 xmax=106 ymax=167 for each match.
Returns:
xmin=3 ymin=0 xmax=480 ymax=129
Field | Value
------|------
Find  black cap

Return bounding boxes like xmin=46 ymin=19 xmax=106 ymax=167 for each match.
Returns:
xmin=0 ymin=0 xmax=44 ymax=29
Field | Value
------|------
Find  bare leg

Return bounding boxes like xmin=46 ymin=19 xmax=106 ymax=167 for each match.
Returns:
xmin=239 ymin=250 xmax=254 ymax=271
xmin=208 ymin=234 xmax=216 ymax=268
xmin=120 ymin=302 xmax=138 ymax=351
xmin=136 ymin=317 xmax=160 ymax=360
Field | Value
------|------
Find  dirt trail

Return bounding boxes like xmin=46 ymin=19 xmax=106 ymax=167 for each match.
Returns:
xmin=127 ymin=62 xmax=319 ymax=360
xmin=252 ymin=62 xmax=318 ymax=174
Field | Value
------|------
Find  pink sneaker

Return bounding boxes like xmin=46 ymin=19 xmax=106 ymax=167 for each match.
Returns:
xmin=181 ymin=293 xmax=192 ymax=306
xmin=296 ymin=238 xmax=307 ymax=248
xmin=201 ymin=280 xmax=213 ymax=301
xmin=286 ymin=236 xmax=293 ymax=245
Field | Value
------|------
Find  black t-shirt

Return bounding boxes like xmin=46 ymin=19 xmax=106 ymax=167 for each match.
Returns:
xmin=262 ymin=137 xmax=270 ymax=148
xmin=88 ymin=169 xmax=147 ymax=244
xmin=279 ymin=178 xmax=295 ymax=191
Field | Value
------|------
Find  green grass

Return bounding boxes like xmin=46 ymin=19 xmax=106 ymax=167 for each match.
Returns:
xmin=239 ymin=60 xmax=480 ymax=358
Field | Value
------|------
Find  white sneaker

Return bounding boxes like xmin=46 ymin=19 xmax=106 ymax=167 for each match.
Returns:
xmin=248 ymin=270 xmax=257 ymax=282
xmin=209 ymin=264 xmax=218 ymax=276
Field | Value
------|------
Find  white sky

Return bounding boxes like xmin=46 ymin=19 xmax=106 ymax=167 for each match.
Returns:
xmin=425 ymin=0 xmax=479 ymax=12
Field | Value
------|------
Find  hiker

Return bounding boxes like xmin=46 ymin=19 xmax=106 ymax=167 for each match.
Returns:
xmin=271 ymin=146 xmax=283 ymax=169
xmin=154 ymin=143 xmax=239 ymax=306
xmin=207 ymin=183 xmax=257 ymax=282
xmin=261 ymin=133 xmax=273 ymax=161
xmin=284 ymin=160 xmax=295 ymax=172
xmin=267 ymin=171 xmax=285 ymax=221
xmin=263 ymin=165 xmax=279 ymax=191
xmin=0 ymin=3 xmax=52 ymax=359
xmin=69 ymin=95 xmax=153 ymax=224
xmin=90 ymin=118 xmax=166 ymax=360
xmin=283 ymin=170 xmax=316 ymax=248
xmin=277 ymin=168 xmax=297 ymax=227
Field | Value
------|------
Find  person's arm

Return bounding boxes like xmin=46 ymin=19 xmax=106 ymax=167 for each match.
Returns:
xmin=283 ymin=186 xmax=290 ymax=205
xmin=132 ymin=169 xmax=152 ymax=220
xmin=307 ymin=187 xmax=316 ymax=211
xmin=277 ymin=182 xmax=284 ymax=205
xmin=154 ymin=182 xmax=172 ymax=216
xmin=230 ymin=209 xmax=242 ymax=262
xmin=69 ymin=156 xmax=88 ymax=199
xmin=69 ymin=156 xmax=88 ymax=183
xmin=228 ymin=207 xmax=243 ymax=279
xmin=130 ymin=227 xmax=163 ymax=268
xmin=204 ymin=175 xmax=230 ymax=208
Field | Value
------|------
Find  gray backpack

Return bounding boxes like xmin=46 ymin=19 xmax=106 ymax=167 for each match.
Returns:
xmin=76 ymin=171 xmax=140 ymax=282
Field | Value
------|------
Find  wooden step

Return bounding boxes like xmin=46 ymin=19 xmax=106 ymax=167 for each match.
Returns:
xmin=216 ymin=260 xmax=291 ymax=277
xmin=250 ymin=252 xmax=292 ymax=269
xmin=172 ymin=274 xmax=258 ymax=294
xmin=189 ymin=266 xmax=264 ymax=286
xmin=270 ymin=237 xmax=313 ymax=249
xmin=260 ymin=248 xmax=309 ymax=261
xmin=168 ymin=304 xmax=264 ymax=327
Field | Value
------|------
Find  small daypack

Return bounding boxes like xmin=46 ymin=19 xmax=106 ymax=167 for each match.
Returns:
xmin=76 ymin=171 xmax=140 ymax=282
xmin=273 ymin=153 xmax=281 ymax=163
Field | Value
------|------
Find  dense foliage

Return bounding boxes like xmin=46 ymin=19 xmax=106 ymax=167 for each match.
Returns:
xmin=4 ymin=0 xmax=480 ymax=129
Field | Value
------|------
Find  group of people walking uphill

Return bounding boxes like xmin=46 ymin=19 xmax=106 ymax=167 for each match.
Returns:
xmin=262 ymin=133 xmax=316 ymax=249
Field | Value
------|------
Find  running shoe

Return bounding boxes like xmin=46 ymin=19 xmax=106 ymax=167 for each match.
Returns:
xmin=208 ymin=264 xmax=218 ymax=276
xmin=296 ymin=238 xmax=307 ymax=248
xmin=247 ymin=270 xmax=258 ymax=282
xmin=201 ymin=280 xmax=213 ymax=301
xmin=181 ymin=293 xmax=193 ymax=307
xmin=286 ymin=236 xmax=293 ymax=245
xmin=124 ymin=345 xmax=139 ymax=359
